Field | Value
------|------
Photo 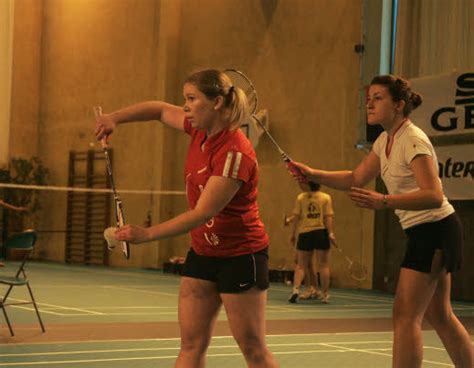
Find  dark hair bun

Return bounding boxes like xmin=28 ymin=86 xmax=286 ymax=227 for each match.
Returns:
xmin=410 ymin=92 xmax=423 ymax=110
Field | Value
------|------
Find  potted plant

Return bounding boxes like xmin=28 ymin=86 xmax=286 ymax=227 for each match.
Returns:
xmin=1 ymin=157 xmax=48 ymax=259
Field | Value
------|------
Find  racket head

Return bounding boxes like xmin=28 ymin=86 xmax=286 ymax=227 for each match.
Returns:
xmin=223 ymin=69 xmax=258 ymax=115
xmin=332 ymin=243 xmax=367 ymax=281
xmin=347 ymin=260 xmax=368 ymax=281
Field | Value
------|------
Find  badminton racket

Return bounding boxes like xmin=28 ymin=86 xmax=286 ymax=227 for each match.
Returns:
xmin=93 ymin=106 xmax=130 ymax=259
xmin=332 ymin=241 xmax=367 ymax=281
xmin=224 ymin=69 xmax=312 ymax=182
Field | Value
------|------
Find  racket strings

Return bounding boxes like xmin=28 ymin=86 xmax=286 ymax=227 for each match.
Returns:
xmin=348 ymin=261 xmax=368 ymax=281
xmin=334 ymin=246 xmax=368 ymax=282
xmin=224 ymin=69 xmax=258 ymax=116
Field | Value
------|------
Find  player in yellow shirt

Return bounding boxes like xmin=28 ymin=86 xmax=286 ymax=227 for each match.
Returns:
xmin=289 ymin=182 xmax=336 ymax=303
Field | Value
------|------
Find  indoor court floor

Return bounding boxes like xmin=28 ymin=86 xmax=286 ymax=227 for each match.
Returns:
xmin=1 ymin=262 xmax=473 ymax=367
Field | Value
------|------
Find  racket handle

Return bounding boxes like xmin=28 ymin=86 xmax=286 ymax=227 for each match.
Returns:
xmin=93 ymin=106 xmax=102 ymax=117
xmin=286 ymin=161 xmax=309 ymax=183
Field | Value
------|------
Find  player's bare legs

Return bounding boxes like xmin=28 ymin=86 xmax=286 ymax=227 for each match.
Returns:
xmin=222 ymin=288 xmax=279 ymax=367
xmin=176 ymin=277 xmax=222 ymax=368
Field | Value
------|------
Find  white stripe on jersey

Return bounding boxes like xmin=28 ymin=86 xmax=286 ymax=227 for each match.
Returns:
xmin=222 ymin=152 xmax=234 ymax=177
xmin=231 ymin=152 xmax=242 ymax=179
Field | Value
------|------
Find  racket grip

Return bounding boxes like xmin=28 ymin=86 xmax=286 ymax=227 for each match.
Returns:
xmin=286 ymin=161 xmax=309 ymax=183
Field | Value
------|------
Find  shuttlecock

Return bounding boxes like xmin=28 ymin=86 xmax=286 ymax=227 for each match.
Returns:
xmin=104 ymin=227 xmax=119 ymax=250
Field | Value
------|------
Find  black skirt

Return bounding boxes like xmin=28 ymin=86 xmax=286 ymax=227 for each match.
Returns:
xmin=402 ymin=212 xmax=463 ymax=273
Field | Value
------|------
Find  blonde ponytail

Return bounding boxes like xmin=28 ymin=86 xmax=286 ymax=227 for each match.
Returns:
xmin=228 ymin=86 xmax=249 ymax=129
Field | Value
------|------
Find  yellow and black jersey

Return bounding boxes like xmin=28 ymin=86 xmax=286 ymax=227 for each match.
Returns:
xmin=292 ymin=191 xmax=334 ymax=234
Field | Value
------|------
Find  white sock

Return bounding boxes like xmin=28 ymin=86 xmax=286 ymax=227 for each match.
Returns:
xmin=292 ymin=287 xmax=299 ymax=294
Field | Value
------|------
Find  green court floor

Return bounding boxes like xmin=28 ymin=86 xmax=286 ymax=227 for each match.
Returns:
xmin=1 ymin=262 xmax=473 ymax=367
xmin=0 ymin=331 xmax=462 ymax=367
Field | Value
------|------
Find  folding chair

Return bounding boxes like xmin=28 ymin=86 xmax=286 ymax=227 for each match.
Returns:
xmin=0 ymin=230 xmax=45 ymax=336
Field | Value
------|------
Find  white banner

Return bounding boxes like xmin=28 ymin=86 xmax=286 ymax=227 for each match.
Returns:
xmin=437 ymin=145 xmax=474 ymax=200
xmin=409 ymin=72 xmax=474 ymax=199
xmin=410 ymin=71 xmax=474 ymax=137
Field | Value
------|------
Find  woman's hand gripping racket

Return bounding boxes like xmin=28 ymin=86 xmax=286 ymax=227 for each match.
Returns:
xmin=93 ymin=106 xmax=130 ymax=259
xmin=224 ymin=69 xmax=312 ymax=183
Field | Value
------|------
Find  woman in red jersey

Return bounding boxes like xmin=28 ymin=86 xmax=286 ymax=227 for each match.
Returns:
xmin=95 ymin=69 xmax=278 ymax=368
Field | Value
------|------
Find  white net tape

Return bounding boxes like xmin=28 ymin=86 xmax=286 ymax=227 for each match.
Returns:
xmin=0 ymin=183 xmax=186 ymax=196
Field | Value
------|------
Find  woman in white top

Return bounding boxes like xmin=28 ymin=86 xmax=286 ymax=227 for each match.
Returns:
xmin=289 ymin=75 xmax=473 ymax=368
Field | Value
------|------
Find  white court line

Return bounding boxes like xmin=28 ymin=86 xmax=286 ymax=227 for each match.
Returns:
xmin=39 ymin=306 xmax=178 ymax=310
xmin=321 ymin=342 xmax=454 ymax=367
xmin=272 ymin=288 xmax=473 ymax=311
xmin=1 ymin=341 xmax=386 ymax=357
xmin=32 ymin=304 xmax=391 ymax=313
xmin=0 ymin=346 xmax=455 ymax=367
xmin=103 ymin=285 xmax=178 ymax=297
xmin=24 ymin=263 xmax=180 ymax=282
xmin=0 ymin=346 xmax=189 ymax=357
xmin=267 ymin=307 xmax=392 ymax=313
xmin=0 ymin=350 xmax=348 ymax=367
xmin=324 ymin=291 xmax=473 ymax=310
xmin=8 ymin=298 xmax=104 ymax=316
xmin=50 ymin=312 xmax=179 ymax=316
xmin=328 ymin=291 xmax=394 ymax=302
xmin=266 ymin=305 xmax=303 ymax=312
xmin=18 ymin=263 xmax=474 ymax=309
xmin=2 ymin=331 xmax=396 ymax=346
xmin=0 ymin=355 xmax=207 ymax=366
xmin=9 ymin=305 xmax=64 ymax=316
xmin=23 ymin=285 xmax=178 ymax=289
xmin=271 ymin=287 xmax=393 ymax=303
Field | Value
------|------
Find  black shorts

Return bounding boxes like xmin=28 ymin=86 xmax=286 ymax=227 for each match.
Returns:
xmin=402 ymin=212 xmax=463 ymax=273
xmin=182 ymin=247 xmax=269 ymax=293
xmin=296 ymin=229 xmax=330 ymax=251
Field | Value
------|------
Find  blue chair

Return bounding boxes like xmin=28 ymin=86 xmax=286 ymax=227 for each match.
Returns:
xmin=0 ymin=230 xmax=45 ymax=336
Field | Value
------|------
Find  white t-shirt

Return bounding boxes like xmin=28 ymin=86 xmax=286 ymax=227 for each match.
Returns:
xmin=372 ymin=120 xmax=454 ymax=229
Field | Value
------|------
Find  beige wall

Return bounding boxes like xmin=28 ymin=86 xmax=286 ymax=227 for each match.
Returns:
xmin=35 ymin=0 xmax=167 ymax=265
xmin=0 ymin=0 xmax=14 ymax=168
xmin=9 ymin=0 xmax=43 ymax=160
xmin=165 ymin=0 xmax=372 ymax=288
xmin=9 ymin=0 xmax=374 ymax=288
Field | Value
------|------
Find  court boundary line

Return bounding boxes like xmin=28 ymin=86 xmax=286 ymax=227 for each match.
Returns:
xmin=8 ymin=299 xmax=105 ymax=316
xmin=0 ymin=342 xmax=455 ymax=367
xmin=11 ymin=263 xmax=474 ymax=309
xmin=321 ymin=342 xmax=454 ymax=367
xmin=1 ymin=340 xmax=397 ymax=357
xmin=0 ymin=331 xmax=396 ymax=346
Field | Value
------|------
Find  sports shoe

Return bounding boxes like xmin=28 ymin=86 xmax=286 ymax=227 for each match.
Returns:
xmin=288 ymin=293 xmax=299 ymax=303
xmin=299 ymin=288 xmax=321 ymax=300
xmin=320 ymin=293 xmax=330 ymax=304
